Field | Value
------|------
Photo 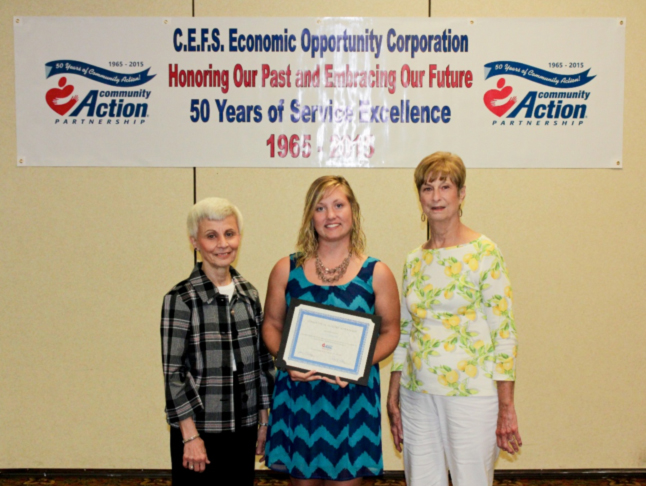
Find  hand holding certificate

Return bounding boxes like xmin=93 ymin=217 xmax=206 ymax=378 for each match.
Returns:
xmin=276 ymin=299 xmax=381 ymax=386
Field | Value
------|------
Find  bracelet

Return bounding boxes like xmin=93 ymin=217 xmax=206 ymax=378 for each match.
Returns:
xmin=258 ymin=422 xmax=269 ymax=427
xmin=182 ymin=433 xmax=200 ymax=444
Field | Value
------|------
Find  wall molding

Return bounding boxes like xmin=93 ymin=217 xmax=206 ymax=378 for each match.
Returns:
xmin=0 ymin=469 xmax=645 ymax=479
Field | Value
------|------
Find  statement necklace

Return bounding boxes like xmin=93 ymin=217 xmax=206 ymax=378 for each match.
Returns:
xmin=315 ymin=251 xmax=352 ymax=284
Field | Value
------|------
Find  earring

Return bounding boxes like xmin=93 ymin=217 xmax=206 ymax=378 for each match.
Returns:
xmin=458 ymin=205 xmax=463 ymax=217
xmin=421 ymin=213 xmax=427 ymax=222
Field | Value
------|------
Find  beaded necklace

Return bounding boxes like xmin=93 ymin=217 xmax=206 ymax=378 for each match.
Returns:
xmin=315 ymin=252 xmax=352 ymax=284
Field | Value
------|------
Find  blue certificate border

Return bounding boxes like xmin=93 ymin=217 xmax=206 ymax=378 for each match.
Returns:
xmin=287 ymin=309 xmax=369 ymax=374
xmin=276 ymin=299 xmax=381 ymax=386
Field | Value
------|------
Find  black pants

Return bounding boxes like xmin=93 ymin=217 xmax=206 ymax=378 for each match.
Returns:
xmin=170 ymin=372 xmax=257 ymax=486
xmin=170 ymin=426 xmax=257 ymax=486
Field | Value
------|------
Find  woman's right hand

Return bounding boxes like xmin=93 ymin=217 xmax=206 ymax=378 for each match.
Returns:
xmin=289 ymin=370 xmax=350 ymax=388
xmin=387 ymin=372 xmax=404 ymax=453
xmin=183 ymin=437 xmax=210 ymax=473
xmin=179 ymin=417 xmax=209 ymax=473
xmin=288 ymin=369 xmax=324 ymax=382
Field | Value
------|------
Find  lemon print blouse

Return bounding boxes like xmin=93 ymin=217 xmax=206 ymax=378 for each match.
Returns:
xmin=392 ymin=236 xmax=517 ymax=397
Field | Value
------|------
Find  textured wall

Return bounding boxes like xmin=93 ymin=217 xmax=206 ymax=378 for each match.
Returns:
xmin=1 ymin=0 xmax=644 ymax=471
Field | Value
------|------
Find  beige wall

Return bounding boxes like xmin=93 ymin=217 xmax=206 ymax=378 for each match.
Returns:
xmin=1 ymin=0 xmax=644 ymax=472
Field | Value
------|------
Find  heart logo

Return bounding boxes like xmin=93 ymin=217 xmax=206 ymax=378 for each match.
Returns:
xmin=483 ymin=78 xmax=517 ymax=117
xmin=46 ymin=77 xmax=79 ymax=115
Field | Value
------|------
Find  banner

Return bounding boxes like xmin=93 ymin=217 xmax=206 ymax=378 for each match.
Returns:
xmin=14 ymin=17 xmax=625 ymax=168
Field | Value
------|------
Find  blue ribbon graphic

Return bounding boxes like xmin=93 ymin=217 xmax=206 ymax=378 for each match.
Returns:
xmin=45 ymin=60 xmax=156 ymax=87
xmin=484 ymin=61 xmax=595 ymax=88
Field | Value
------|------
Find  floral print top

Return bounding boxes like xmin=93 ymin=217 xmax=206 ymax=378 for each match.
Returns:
xmin=392 ymin=236 xmax=517 ymax=396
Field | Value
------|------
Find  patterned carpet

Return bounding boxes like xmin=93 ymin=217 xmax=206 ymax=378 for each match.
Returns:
xmin=0 ymin=476 xmax=646 ymax=486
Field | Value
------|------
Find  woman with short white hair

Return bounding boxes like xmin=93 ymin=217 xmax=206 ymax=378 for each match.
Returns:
xmin=161 ymin=197 xmax=274 ymax=486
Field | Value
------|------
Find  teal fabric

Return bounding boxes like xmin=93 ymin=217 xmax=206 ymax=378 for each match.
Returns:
xmin=265 ymin=254 xmax=383 ymax=480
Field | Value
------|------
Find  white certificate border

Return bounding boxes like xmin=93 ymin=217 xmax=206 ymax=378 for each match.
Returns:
xmin=285 ymin=305 xmax=373 ymax=377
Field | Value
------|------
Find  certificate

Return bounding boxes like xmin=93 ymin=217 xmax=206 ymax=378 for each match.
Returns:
xmin=276 ymin=299 xmax=381 ymax=386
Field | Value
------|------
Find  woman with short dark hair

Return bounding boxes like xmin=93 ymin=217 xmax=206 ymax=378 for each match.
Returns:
xmin=387 ymin=152 xmax=521 ymax=486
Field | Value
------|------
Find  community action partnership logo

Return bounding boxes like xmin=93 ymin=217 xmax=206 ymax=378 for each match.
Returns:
xmin=44 ymin=60 xmax=155 ymax=125
xmin=482 ymin=61 xmax=595 ymax=127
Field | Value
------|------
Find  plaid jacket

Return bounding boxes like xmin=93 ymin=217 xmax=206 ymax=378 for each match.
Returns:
xmin=161 ymin=263 xmax=275 ymax=432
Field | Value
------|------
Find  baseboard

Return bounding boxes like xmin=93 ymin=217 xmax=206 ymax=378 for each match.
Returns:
xmin=0 ymin=469 xmax=171 ymax=478
xmin=494 ymin=469 xmax=646 ymax=479
xmin=0 ymin=468 xmax=645 ymax=479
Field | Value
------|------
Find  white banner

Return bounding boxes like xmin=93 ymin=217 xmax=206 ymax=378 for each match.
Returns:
xmin=14 ymin=17 xmax=625 ymax=168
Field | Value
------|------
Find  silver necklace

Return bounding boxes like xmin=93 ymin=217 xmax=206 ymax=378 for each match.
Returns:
xmin=315 ymin=252 xmax=352 ymax=284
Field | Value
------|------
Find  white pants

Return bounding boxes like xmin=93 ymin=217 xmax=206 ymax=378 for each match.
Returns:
xmin=400 ymin=387 xmax=499 ymax=486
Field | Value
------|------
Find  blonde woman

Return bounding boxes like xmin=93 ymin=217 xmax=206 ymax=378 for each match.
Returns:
xmin=262 ymin=176 xmax=400 ymax=486
xmin=387 ymin=153 xmax=521 ymax=486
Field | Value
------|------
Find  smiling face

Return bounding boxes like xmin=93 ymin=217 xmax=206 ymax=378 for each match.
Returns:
xmin=312 ymin=187 xmax=353 ymax=244
xmin=190 ymin=215 xmax=241 ymax=272
xmin=419 ymin=174 xmax=466 ymax=223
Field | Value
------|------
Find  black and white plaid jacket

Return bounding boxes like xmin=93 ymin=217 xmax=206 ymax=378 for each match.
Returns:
xmin=161 ymin=263 xmax=274 ymax=432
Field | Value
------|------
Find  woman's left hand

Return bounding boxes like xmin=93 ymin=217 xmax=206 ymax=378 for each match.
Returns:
xmin=256 ymin=425 xmax=268 ymax=462
xmin=496 ymin=401 xmax=522 ymax=454
xmin=320 ymin=375 xmax=349 ymax=388
xmin=256 ymin=409 xmax=269 ymax=462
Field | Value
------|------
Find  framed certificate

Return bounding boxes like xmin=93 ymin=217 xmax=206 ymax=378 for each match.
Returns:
xmin=276 ymin=299 xmax=381 ymax=386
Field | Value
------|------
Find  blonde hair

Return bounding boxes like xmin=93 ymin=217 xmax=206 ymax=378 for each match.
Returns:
xmin=296 ymin=176 xmax=366 ymax=267
xmin=187 ymin=197 xmax=243 ymax=239
xmin=414 ymin=151 xmax=466 ymax=193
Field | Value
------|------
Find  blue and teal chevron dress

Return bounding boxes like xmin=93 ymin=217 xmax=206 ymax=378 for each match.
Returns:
xmin=265 ymin=254 xmax=383 ymax=481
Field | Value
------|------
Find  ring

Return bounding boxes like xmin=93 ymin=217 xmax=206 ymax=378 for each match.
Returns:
xmin=189 ymin=464 xmax=194 ymax=470
xmin=508 ymin=437 xmax=515 ymax=442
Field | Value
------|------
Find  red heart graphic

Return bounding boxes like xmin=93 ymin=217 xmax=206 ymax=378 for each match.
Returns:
xmin=46 ymin=77 xmax=79 ymax=116
xmin=483 ymin=78 xmax=517 ymax=117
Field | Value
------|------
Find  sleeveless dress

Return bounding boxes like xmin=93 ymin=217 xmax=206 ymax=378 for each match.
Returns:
xmin=265 ymin=254 xmax=383 ymax=480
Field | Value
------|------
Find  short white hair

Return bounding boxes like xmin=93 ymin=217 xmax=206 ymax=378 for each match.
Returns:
xmin=187 ymin=197 xmax=243 ymax=239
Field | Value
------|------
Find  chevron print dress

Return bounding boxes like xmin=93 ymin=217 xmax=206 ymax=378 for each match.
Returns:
xmin=264 ymin=254 xmax=383 ymax=480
